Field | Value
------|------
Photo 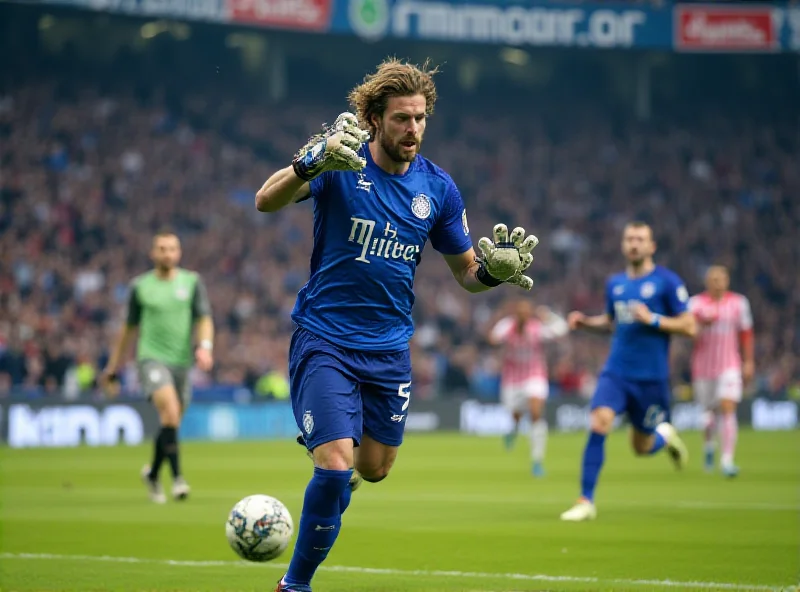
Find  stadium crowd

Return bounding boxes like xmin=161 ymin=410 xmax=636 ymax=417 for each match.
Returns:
xmin=1 ymin=81 xmax=797 ymax=401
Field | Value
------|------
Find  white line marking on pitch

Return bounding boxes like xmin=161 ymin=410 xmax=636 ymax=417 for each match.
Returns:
xmin=0 ymin=552 xmax=788 ymax=591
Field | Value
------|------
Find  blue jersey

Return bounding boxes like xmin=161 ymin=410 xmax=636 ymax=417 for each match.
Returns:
xmin=291 ymin=144 xmax=473 ymax=352
xmin=603 ymin=265 xmax=690 ymax=381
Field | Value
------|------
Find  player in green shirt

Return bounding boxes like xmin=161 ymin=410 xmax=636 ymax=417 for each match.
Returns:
xmin=102 ymin=230 xmax=214 ymax=504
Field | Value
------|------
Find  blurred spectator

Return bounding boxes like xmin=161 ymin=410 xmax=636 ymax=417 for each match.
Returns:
xmin=0 ymin=76 xmax=796 ymax=402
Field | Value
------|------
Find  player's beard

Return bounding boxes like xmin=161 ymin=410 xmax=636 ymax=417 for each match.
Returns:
xmin=379 ymin=132 xmax=420 ymax=164
xmin=626 ymin=250 xmax=646 ymax=268
xmin=155 ymin=260 xmax=177 ymax=274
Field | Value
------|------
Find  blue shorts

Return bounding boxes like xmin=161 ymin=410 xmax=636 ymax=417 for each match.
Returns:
xmin=591 ymin=372 xmax=671 ymax=434
xmin=288 ymin=326 xmax=412 ymax=450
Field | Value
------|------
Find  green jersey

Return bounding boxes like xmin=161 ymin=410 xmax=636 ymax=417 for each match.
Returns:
xmin=126 ymin=268 xmax=212 ymax=368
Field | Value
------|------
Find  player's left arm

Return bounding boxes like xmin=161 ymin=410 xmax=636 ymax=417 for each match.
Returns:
xmin=192 ymin=275 xmax=214 ymax=372
xmin=632 ymin=276 xmax=697 ymax=338
xmin=443 ymin=248 xmax=495 ymax=294
xmin=434 ymin=184 xmax=538 ymax=293
xmin=738 ymin=295 xmax=755 ymax=383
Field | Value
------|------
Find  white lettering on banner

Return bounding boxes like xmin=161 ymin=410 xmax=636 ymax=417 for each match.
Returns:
xmin=459 ymin=401 xmax=514 ymax=435
xmin=553 ymin=404 xmax=624 ymax=432
xmin=230 ymin=0 xmax=322 ymax=22
xmin=670 ymin=403 xmax=705 ymax=431
xmin=8 ymin=405 xmax=145 ymax=449
xmin=389 ymin=1 xmax=646 ymax=47
xmin=87 ymin=0 xmax=224 ymax=20
xmin=752 ymin=399 xmax=798 ymax=431
xmin=684 ymin=14 xmax=766 ymax=46
xmin=405 ymin=412 xmax=440 ymax=432
xmin=555 ymin=403 xmax=590 ymax=432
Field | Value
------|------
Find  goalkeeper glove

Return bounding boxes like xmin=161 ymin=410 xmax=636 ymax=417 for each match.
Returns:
xmin=477 ymin=224 xmax=539 ymax=291
xmin=292 ymin=112 xmax=371 ymax=182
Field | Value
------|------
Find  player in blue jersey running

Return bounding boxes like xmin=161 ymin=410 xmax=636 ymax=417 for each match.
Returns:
xmin=560 ymin=221 xmax=696 ymax=522
xmin=254 ymin=58 xmax=539 ymax=591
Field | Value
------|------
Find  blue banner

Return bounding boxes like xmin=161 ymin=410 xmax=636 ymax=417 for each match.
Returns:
xmin=332 ymin=0 xmax=800 ymax=52
xmin=9 ymin=0 xmax=800 ymax=52
xmin=180 ymin=402 xmax=298 ymax=441
xmin=335 ymin=0 xmax=672 ymax=49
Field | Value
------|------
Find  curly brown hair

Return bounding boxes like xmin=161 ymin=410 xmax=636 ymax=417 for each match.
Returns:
xmin=348 ymin=57 xmax=440 ymax=138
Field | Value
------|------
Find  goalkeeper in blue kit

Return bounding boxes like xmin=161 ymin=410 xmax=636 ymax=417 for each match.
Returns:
xmin=254 ymin=58 xmax=539 ymax=591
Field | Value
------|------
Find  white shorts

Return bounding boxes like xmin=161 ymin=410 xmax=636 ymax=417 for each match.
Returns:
xmin=501 ymin=377 xmax=549 ymax=413
xmin=693 ymin=368 xmax=743 ymax=409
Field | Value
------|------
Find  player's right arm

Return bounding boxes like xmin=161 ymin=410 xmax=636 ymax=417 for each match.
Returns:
xmin=738 ymin=295 xmax=755 ymax=383
xmin=101 ymin=281 xmax=141 ymax=385
xmin=568 ymin=278 xmax=615 ymax=334
xmin=255 ymin=168 xmax=310 ymax=213
xmin=568 ymin=312 xmax=613 ymax=334
xmin=255 ymin=112 xmax=369 ymax=213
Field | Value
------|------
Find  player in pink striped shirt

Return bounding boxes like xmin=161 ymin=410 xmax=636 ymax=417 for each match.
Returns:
xmin=489 ymin=299 xmax=568 ymax=476
xmin=689 ymin=266 xmax=755 ymax=477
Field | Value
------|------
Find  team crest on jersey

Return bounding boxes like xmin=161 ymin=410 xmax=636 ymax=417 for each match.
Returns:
xmin=640 ymin=282 xmax=656 ymax=299
xmin=175 ymin=286 xmax=189 ymax=300
xmin=613 ymin=285 xmax=625 ymax=296
xmin=411 ymin=194 xmax=432 ymax=220
xmin=461 ymin=209 xmax=469 ymax=235
xmin=302 ymin=410 xmax=314 ymax=435
xmin=676 ymin=285 xmax=689 ymax=303
xmin=356 ymin=173 xmax=372 ymax=193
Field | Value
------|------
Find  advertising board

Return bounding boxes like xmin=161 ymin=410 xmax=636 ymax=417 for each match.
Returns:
xmin=675 ymin=4 xmax=782 ymax=52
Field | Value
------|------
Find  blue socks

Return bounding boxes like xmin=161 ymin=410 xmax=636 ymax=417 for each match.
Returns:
xmin=580 ymin=431 xmax=606 ymax=502
xmin=339 ymin=485 xmax=352 ymax=515
xmin=648 ymin=431 xmax=666 ymax=455
xmin=284 ymin=467 xmax=353 ymax=587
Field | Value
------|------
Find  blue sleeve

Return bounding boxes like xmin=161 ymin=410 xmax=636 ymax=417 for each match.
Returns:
xmin=303 ymin=171 xmax=333 ymax=202
xmin=605 ymin=279 xmax=616 ymax=319
xmin=664 ymin=272 xmax=690 ymax=316
xmin=430 ymin=181 xmax=473 ymax=255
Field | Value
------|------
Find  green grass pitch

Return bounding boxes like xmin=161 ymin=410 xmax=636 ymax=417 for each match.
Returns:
xmin=1 ymin=430 xmax=798 ymax=591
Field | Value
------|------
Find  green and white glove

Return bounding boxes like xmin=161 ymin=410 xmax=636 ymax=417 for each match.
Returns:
xmin=292 ymin=112 xmax=371 ymax=182
xmin=477 ymin=224 xmax=539 ymax=291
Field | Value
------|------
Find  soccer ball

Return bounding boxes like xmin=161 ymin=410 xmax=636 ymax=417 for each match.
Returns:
xmin=225 ymin=494 xmax=294 ymax=562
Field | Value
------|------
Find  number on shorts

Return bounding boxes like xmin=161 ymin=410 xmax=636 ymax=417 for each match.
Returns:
xmin=397 ymin=382 xmax=411 ymax=411
xmin=643 ymin=405 xmax=665 ymax=429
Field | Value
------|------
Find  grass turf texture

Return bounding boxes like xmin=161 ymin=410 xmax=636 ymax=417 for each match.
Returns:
xmin=1 ymin=430 xmax=797 ymax=591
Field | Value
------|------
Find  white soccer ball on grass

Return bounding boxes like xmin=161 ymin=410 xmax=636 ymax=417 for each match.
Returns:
xmin=225 ymin=494 xmax=294 ymax=562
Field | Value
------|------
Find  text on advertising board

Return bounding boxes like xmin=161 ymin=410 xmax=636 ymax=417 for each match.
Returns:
xmin=348 ymin=0 xmax=649 ymax=48
xmin=8 ymin=404 xmax=145 ymax=448
xmin=675 ymin=5 xmax=781 ymax=51
xmin=228 ymin=0 xmax=331 ymax=31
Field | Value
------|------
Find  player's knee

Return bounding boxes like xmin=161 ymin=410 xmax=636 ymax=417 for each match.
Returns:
xmin=360 ymin=466 xmax=390 ymax=483
xmin=153 ymin=387 xmax=181 ymax=427
xmin=312 ymin=439 xmax=354 ymax=472
xmin=354 ymin=454 xmax=395 ymax=483
xmin=158 ymin=402 xmax=181 ymax=427
xmin=589 ymin=408 xmax=615 ymax=434
xmin=160 ymin=400 xmax=181 ymax=426
xmin=630 ymin=430 xmax=654 ymax=455
xmin=160 ymin=412 xmax=180 ymax=428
